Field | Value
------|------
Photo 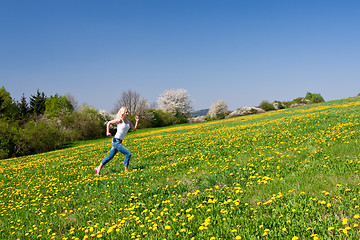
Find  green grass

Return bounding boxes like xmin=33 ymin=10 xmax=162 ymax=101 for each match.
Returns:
xmin=1 ymin=97 xmax=360 ymax=239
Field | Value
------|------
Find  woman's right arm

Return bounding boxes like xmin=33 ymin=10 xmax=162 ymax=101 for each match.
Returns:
xmin=106 ymin=119 xmax=121 ymax=136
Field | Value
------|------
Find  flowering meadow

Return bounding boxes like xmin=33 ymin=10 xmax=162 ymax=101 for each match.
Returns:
xmin=1 ymin=97 xmax=360 ymax=240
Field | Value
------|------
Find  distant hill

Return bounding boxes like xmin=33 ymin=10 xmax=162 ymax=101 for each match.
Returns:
xmin=191 ymin=109 xmax=209 ymax=117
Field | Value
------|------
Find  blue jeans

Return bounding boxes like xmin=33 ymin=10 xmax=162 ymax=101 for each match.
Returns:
xmin=101 ymin=138 xmax=131 ymax=166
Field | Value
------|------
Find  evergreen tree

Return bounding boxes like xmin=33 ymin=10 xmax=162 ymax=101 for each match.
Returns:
xmin=18 ymin=94 xmax=29 ymax=119
xmin=30 ymin=90 xmax=47 ymax=115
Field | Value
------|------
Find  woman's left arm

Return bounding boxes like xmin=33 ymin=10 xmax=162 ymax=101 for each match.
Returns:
xmin=130 ymin=116 xmax=139 ymax=131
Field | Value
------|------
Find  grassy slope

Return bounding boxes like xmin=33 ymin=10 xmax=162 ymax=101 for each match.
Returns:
xmin=1 ymin=97 xmax=360 ymax=239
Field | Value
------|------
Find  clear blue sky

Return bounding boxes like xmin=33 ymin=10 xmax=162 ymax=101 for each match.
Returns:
xmin=1 ymin=0 xmax=359 ymax=112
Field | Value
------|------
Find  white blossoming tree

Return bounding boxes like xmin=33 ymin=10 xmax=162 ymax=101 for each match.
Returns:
xmin=157 ymin=89 xmax=192 ymax=117
xmin=208 ymin=99 xmax=228 ymax=119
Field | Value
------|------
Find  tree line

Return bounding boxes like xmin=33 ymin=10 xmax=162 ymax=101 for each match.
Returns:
xmin=0 ymin=87 xmax=193 ymax=159
xmin=0 ymin=87 xmax=109 ymax=159
xmin=0 ymin=85 xmax=325 ymax=160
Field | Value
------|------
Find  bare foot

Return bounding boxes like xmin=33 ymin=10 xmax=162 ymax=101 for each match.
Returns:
xmin=124 ymin=166 xmax=129 ymax=172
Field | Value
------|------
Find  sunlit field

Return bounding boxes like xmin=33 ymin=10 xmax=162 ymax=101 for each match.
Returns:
xmin=1 ymin=97 xmax=360 ymax=240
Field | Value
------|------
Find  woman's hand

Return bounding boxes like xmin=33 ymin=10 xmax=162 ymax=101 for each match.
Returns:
xmin=106 ymin=132 xmax=112 ymax=137
xmin=135 ymin=115 xmax=139 ymax=122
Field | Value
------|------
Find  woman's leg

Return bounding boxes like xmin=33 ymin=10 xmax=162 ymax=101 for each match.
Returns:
xmin=117 ymin=144 xmax=131 ymax=171
xmin=95 ymin=146 xmax=118 ymax=175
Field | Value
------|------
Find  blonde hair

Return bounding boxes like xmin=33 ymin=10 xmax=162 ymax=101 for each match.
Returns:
xmin=116 ymin=107 xmax=128 ymax=120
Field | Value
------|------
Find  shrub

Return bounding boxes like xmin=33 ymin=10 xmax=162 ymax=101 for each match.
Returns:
xmin=305 ymin=92 xmax=325 ymax=103
xmin=149 ymin=109 xmax=177 ymax=127
xmin=63 ymin=105 xmax=106 ymax=140
xmin=0 ymin=118 xmax=18 ymax=159
xmin=258 ymin=100 xmax=276 ymax=111
xmin=13 ymin=119 xmax=67 ymax=156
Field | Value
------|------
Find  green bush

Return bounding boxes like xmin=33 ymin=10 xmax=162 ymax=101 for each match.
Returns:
xmin=13 ymin=119 xmax=67 ymax=157
xmin=67 ymin=105 xmax=106 ymax=140
xmin=0 ymin=118 xmax=18 ymax=159
xmin=304 ymin=92 xmax=325 ymax=103
xmin=258 ymin=100 xmax=276 ymax=111
xmin=149 ymin=109 xmax=177 ymax=127
xmin=291 ymin=97 xmax=305 ymax=104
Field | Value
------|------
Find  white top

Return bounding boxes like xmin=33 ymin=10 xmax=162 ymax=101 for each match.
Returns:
xmin=114 ymin=119 xmax=130 ymax=140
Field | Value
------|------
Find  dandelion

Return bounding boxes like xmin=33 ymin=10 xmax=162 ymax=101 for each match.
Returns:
xmin=165 ymin=225 xmax=171 ymax=230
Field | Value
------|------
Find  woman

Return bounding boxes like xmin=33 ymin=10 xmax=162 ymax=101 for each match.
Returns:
xmin=95 ymin=107 xmax=139 ymax=175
